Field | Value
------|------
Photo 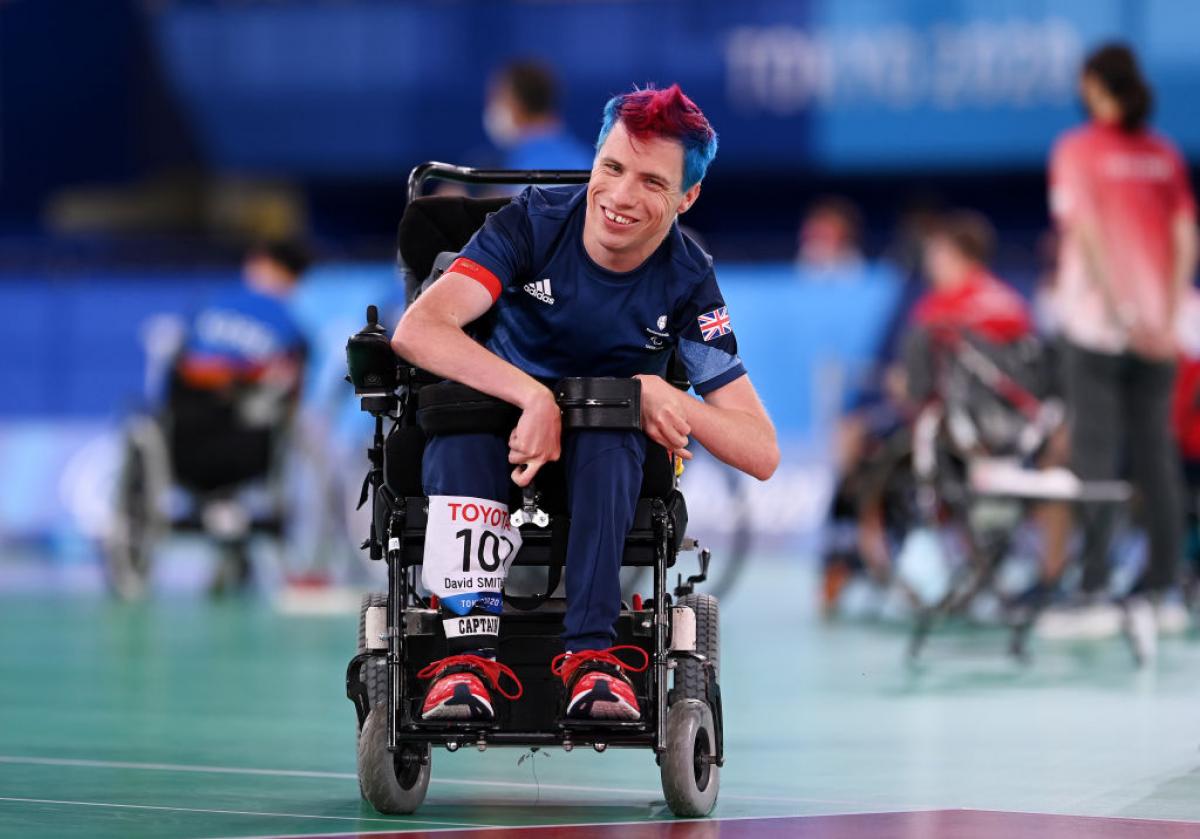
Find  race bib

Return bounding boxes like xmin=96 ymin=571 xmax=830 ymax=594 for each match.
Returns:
xmin=422 ymin=495 xmax=522 ymax=617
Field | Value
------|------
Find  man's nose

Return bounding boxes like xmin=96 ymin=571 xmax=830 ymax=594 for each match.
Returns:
xmin=610 ymin=175 xmax=636 ymax=208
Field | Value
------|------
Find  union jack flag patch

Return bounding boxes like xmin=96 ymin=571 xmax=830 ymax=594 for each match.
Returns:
xmin=697 ymin=306 xmax=732 ymax=342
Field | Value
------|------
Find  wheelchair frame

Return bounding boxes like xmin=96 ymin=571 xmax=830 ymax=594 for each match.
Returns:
xmin=344 ymin=376 xmax=721 ymax=749
xmin=900 ymin=332 xmax=1130 ymax=660
xmin=104 ymin=376 xmax=296 ymax=599
xmin=344 ymin=164 xmax=725 ymax=816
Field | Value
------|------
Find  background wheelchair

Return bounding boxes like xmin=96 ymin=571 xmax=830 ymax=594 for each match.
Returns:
xmin=883 ymin=329 xmax=1129 ymax=660
xmin=103 ymin=352 xmax=297 ymax=598
xmin=344 ymin=164 xmax=724 ymax=817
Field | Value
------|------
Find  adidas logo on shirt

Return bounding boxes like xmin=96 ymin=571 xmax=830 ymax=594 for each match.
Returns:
xmin=523 ymin=278 xmax=555 ymax=305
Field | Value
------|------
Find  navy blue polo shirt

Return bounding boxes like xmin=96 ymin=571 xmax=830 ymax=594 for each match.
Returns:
xmin=450 ymin=185 xmax=745 ymax=396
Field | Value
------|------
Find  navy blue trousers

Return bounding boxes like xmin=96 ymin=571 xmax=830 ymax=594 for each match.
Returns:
xmin=423 ymin=430 xmax=646 ymax=652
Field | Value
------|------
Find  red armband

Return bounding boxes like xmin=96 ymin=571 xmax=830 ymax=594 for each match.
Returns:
xmin=448 ymin=257 xmax=502 ymax=302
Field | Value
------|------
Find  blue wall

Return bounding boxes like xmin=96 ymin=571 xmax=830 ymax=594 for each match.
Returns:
xmin=145 ymin=0 xmax=1200 ymax=174
xmin=0 ymin=272 xmax=234 ymax=418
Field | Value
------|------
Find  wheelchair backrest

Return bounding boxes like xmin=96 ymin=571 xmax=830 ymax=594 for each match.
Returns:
xmin=942 ymin=333 xmax=1052 ymax=456
xmin=396 ymin=195 xmax=511 ymax=304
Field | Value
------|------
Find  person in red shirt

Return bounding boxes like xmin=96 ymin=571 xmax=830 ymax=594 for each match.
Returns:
xmin=903 ymin=210 xmax=1033 ymax=406
xmin=1046 ymin=43 xmax=1199 ymax=642
xmin=899 ymin=212 xmax=1076 ymax=613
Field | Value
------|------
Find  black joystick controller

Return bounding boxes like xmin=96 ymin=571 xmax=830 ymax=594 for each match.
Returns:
xmin=345 ymin=305 xmax=399 ymax=414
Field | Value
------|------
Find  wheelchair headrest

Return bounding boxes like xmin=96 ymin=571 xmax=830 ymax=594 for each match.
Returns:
xmin=396 ymin=195 xmax=511 ymax=283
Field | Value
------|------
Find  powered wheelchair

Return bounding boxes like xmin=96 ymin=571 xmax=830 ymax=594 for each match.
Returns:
xmin=344 ymin=164 xmax=724 ymax=817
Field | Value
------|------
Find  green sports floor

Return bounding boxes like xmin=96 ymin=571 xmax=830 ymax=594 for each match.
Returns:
xmin=4 ymin=555 xmax=1200 ymax=838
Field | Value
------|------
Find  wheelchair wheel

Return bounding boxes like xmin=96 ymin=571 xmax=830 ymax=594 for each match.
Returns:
xmin=104 ymin=416 xmax=170 ymax=600
xmin=356 ymin=592 xmax=389 ymax=722
xmin=674 ymin=593 xmax=719 ymax=702
xmin=357 ymin=705 xmax=431 ymax=815
xmin=660 ymin=698 xmax=719 ymax=817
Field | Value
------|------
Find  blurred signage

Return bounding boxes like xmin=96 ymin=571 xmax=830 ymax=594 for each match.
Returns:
xmin=150 ymin=0 xmax=1200 ymax=173
xmin=725 ymin=19 xmax=1081 ymax=115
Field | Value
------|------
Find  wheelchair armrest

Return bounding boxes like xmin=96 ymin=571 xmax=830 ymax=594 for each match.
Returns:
xmin=554 ymin=377 xmax=641 ymax=430
xmin=414 ymin=376 xmax=645 ymax=436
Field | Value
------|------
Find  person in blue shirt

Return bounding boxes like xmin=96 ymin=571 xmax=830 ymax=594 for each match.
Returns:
xmin=171 ymin=240 xmax=310 ymax=495
xmin=393 ymin=84 xmax=779 ymax=723
xmin=484 ymin=60 xmax=595 ymax=172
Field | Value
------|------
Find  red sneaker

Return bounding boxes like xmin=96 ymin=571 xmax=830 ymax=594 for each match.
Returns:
xmin=551 ymin=646 xmax=649 ymax=721
xmin=416 ymin=655 xmax=523 ymax=721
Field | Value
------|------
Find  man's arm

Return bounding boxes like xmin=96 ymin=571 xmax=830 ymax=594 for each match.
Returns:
xmin=637 ymin=373 xmax=779 ymax=481
xmin=1050 ymin=139 xmax=1127 ymax=331
xmin=392 ymin=273 xmax=536 ymax=406
xmin=1071 ymin=216 xmax=1128 ymax=331
xmin=391 ymin=273 xmax=561 ymax=485
xmin=1118 ymin=211 xmax=1196 ymax=360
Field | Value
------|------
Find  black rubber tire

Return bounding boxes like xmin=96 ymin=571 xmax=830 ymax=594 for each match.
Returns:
xmin=660 ymin=699 xmax=719 ymax=817
xmin=357 ymin=705 xmax=431 ymax=815
xmin=104 ymin=419 xmax=169 ymax=600
xmin=356 ymin=592 xmax=389 ymax=725
xmin=675 ymin=593 xmax=719 ymax=702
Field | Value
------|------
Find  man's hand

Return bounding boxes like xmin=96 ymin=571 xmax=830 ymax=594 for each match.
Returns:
xmin=634 ymin=374 xmax=692 ymax=461
xmin=508 ymin=386 xmax=562 ymax=487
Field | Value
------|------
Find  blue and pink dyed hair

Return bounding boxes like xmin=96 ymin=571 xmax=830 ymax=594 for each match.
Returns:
xmin=595 ymin=84 xmax=718 ymax=191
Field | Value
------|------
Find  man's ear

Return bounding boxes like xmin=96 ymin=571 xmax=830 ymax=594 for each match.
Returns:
xmin=677 ymin=182 xmax=702 ymax=215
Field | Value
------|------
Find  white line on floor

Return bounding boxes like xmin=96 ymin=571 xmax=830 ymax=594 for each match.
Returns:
xmin=0 ymin=796 xmax=495 ymax=829
xmin=0 ymin=755 xmax=353 ymax=781
xmin=0 ymin=754 xmax=868 ymax=807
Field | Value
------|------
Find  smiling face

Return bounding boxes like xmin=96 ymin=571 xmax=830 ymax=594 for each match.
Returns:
xmin=582 ymin=120 xmax=701 ymax=273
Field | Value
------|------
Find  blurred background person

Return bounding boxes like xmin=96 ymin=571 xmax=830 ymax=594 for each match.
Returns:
xmin=818 ymin=200 xmax=912 ymax=614
xmin=1040 ymin=43 xmax=1198 ymax=641
xmin=170 ymin=240 xmax=311 ymax=590
xmin=822 ymin=211 xmax=1042 ymax=615
xmin=901 ymin=211 xmax=1032 ymax=405
xmin=484 ymin=59 xmax=594 ymax=171
xmin=903 ymin=213 xmax=1075 ymax=611
xmin=796 ymin=196 xmax=866 ymax=276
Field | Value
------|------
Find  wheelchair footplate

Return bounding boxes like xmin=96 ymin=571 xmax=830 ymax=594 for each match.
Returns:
xmin=395 ymin=603 xmax=657 ymax=750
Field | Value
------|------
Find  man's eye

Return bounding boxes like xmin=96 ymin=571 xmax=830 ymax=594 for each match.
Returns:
xmin=605 ymin=162 xmax=620 ymax=173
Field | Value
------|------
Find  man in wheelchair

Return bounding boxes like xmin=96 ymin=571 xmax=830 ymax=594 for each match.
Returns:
xmin=390 ymin=85 xmax=779 ymax=724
